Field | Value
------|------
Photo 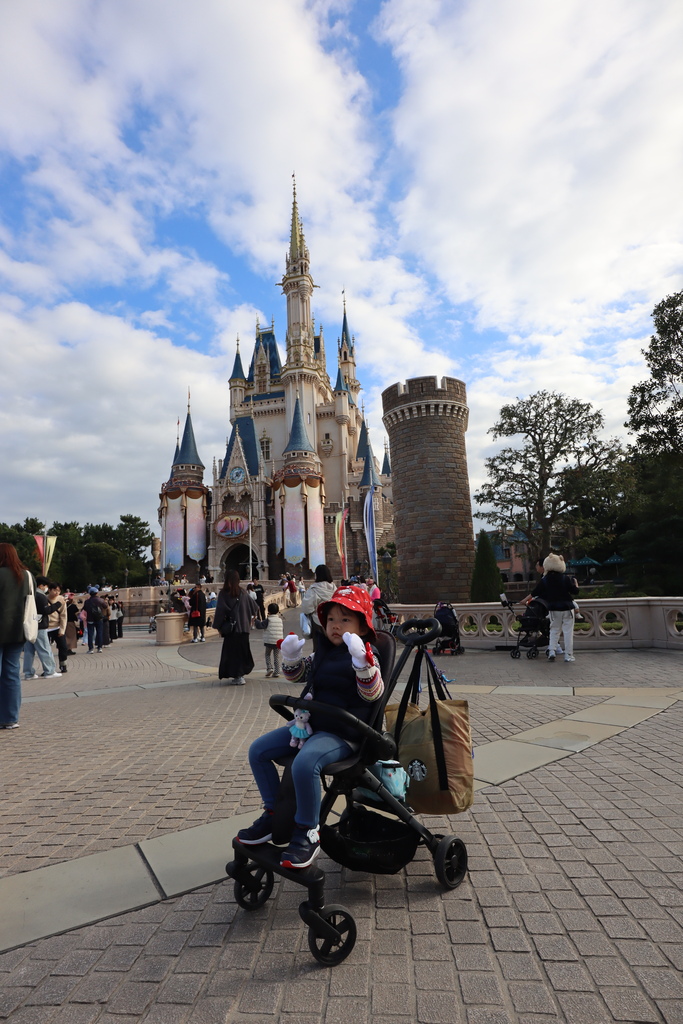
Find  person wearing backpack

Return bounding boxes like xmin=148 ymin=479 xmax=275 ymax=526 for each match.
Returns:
xmin=213 ymin=570 xmax=257 ymax=686
xmin=83 ymin=588 xmax=106 ymax=653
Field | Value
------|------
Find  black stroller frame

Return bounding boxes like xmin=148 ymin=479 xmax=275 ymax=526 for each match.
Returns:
xmin=502 ymin=595 xmax=550 ymax=659
xmin=225 ymin=618 xmax=469 ymax=966
xmin=431 ymin=601 xmax=464 ymax=655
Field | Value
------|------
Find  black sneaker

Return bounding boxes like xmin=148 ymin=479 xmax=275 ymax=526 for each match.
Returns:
xmin=236 ymin=810 xmax=274 ymax=845
xmin=280 ymin=825 xmax=320 ymax=868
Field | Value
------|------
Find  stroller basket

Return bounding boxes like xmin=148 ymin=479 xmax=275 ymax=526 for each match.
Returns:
xmin=321 ymin=805 xmax=420 ymax=875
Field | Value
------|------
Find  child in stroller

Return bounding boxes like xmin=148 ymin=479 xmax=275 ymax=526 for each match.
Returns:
xmin=373 ymin=597 xmax=399 ymax=634
xmin=432 ymin=601 xmax=464 ymax=655
xmin=503 ymin=595 xmax=554 ymax=659
xmin=226 ymin=606 xmax=469 ymax=965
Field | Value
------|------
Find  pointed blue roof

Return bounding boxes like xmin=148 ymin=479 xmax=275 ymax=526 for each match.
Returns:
xmin=230 ymin=345 xmax=246 ymax=381
xmin=339 ymin=305 xmax=354 ymax=355
xmin=247 ymin=329 xmax=282 ymax=383
xmin=355 ymin=419 xmax=368 ymax=461
xmin=219 ymin=417 xmax=261 ymax=479
xmin=283 ymin=397 xmax=316 ymax=455
xmin=174 ymin=412 xmax=204 ymax=469
xmin=360 ymin=442 xmax=381 ymax=488
xmin=381 ymin=448 xmax=391 ymax=476
xmin=333 ymin=366 xmax=349 ymax=393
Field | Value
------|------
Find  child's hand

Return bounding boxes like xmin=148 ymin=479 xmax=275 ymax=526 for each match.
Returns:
xmin=343 ymin=632 xmax=375 ymax=670
xmin=278 ymin=633 xmax=306 ymax=661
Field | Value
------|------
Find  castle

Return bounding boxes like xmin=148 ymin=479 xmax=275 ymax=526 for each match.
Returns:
xmin=158 ymin=185 xmax=393 ymax=581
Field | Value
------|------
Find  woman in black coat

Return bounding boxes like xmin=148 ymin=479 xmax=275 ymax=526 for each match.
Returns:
xmin=213 ymin=570 xmax=256 ymax=686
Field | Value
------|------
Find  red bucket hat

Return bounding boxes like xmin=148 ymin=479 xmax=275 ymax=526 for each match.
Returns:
xmin=317 ymin=585 xmax=376 ymax=640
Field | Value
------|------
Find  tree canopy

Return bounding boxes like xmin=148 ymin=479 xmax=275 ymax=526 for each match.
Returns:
xmin=626 ymin=290 xmax=683 ymax=456
xmin=0 ymin=515 xmax=155 ymax=591
xmin=474 ymin=391 xmax=626 ymax=567
xmin=470 ymin=530 xmax=503 ymax=602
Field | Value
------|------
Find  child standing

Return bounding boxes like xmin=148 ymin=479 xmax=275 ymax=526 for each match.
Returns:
xmin=236 ymin=586 xmax=384 ymax=868
xmin=263 ymin=602 xmax=284 ymax=678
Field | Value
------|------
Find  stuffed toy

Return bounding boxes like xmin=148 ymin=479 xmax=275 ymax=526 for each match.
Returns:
xmin=289 ymin=707 xmax=313 ymax=749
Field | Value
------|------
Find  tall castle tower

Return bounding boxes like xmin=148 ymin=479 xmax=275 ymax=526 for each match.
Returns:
xmin=158 ymin=395 xmax=209 ymax=580
xmin=382 ymin=376 xmax=474 ymax=602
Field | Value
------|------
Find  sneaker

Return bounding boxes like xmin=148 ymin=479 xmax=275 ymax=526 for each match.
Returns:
xmin=236 ymin=809 xmax=274 ymax=845
xmin=564 ymin=655 xmax=575 ymax=662
xmin=60 ymin=665 xmax=68 ymax=673
xmin=191 ymin=638 xmax=199 ymax=643
xmin=0 ymin=722 xmax=19 ymax=730
xmin=272 ymin=674 xmax=280 ymax=679
xmin=231 ymin=677 xmax=246 ymax=686
xmin=199 ymin=636 xmax=206 ymax=642
xmin=43 ymin=672 xmax=62 ymax=678
xmin=280 ymin=825 xmax=320 ymax=869
xmin=555 ymin=648 xmax=564 ymax=655
xmin=265 ymin=670 xmax=273 ymax=678
xmin=24 ymin=674 xmax=39 ymax=680
xmin=88 ymin=649 xmax=94 ymax=654
xmin=97 ymin=648 xmax=103 ymax=653
xmin=546 ymin=652 xmax=555 ymax=661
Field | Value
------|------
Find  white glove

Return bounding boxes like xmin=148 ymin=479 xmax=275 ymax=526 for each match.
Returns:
xmin=279 ymin=633 xmax=306 ymax=662
xmin=343 ymin=631 xmax=372 ymax=670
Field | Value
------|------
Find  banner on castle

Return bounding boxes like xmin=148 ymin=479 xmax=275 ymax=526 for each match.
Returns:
xmin=283 ymin=490 xmax=306 ymax=565
xmin=306 ymin=483 xmax=325 ymax=569
xmin=335 ymin=508 xmax=348 ymax=578
xmin=363 ymin=487 xmax=378 ymax=581
xmin=186 ymin=495 xmax=207 ymax=562
xmin=164 ymin=496 xmax=184 ymax=569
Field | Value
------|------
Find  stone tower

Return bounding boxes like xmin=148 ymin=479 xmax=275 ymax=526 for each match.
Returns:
xmin=382 ymin=376 xmax=475 ymax=603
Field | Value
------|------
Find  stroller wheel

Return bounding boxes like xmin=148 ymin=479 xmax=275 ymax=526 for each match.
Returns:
xmin=307 ymin=905 xmax=357 ymax=966
xmin=434 ymin=835 xmax=467 ymax=889
xmin=527 ymin=647 xmax=539 ymax=659
xmin=510 ymin=648 xmax=521 ymax=659
xmin=234 ymin=866 xmax=274 ymax=910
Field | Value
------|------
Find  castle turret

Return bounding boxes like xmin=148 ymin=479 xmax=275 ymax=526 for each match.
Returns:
xmin=281 ymin=179 xmax=315 ymax=370
xmin=382 ymin=376 xmax=474 ymax=603
xmin=229 ymin=338 xmax=246 ymax=418
xmin=338 ymin=297 xmax=360 ymax=400
xmin=159 ymin=393 xmax=208 ymax=579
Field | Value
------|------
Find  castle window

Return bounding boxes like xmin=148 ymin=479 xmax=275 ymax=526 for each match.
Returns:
xmin=260 ymin=437 xmax=271 ymax=462
xmin=325 ymin=433 xmax=330 ymax=439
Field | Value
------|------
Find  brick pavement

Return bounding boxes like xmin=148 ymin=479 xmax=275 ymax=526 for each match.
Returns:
xmin=1 ymin=629 xmax=682 ymax=1023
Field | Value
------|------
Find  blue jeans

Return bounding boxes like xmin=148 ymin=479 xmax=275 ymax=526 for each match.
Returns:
xmin=23 ymin=629 xmax=57 ymax=676
xmin=249 ymin=726 xmax=353 ymax=829
xmin=87 ymin=621 xmax=104 ymax=651
xmin=0 ymin=643 xmax=23 ymax=725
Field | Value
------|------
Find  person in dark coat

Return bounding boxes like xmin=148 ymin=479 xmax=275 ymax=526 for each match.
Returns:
xmin=0 ymin=543 xmax=32 ymax=728
xmin=189 ymin=585 xmax=207 ymax=643
xmin=531 ymin=553 xmax=579 ymax=663
xmin=213 ymin=570 xmax=256 ymax=685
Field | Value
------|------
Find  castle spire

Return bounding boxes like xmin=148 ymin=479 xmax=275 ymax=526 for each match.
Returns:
xmin=289 ymin=173 xmax=304 ymax=261
xmin=283 ymin=395 xmax=316 ymax=456
xmin=174 ymin=406 xmax=204 ymax=470
xmin=230 ymin=337 xmax=246 ymax=381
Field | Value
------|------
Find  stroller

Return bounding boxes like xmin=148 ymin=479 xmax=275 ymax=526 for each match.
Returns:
xmin=373 ymin=597 xmax=399 ymax=635
xmin=431 ymin=602 xmax=464 ymax=655
xmin=225 ymin=618 xmax=469 ymax=966
xmin=503 ymin=595 xmax=550 ymax=659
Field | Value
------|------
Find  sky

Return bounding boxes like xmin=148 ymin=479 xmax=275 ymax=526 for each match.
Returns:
xmin=1 ymin=0 xmax=682 ymax=539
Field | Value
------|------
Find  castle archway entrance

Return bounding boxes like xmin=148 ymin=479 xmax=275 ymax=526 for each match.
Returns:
xmin=221 ymin=543 xmax=258 ymax=580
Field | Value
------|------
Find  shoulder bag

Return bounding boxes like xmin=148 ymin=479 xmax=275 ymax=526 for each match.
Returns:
xmin=23 ymin=572 xmax=39 ymax=644
xmin=384 ymin=649 xmax=474 ymax=815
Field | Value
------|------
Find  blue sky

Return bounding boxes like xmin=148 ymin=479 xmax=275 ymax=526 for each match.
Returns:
xmin=1 ymin=0 xmax=682 ymax=536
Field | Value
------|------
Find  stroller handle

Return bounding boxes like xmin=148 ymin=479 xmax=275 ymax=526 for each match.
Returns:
xmin=395 ymin=617 xmax=442 ymax=647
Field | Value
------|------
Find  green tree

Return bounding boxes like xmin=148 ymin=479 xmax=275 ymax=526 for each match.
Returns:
xmin=474 ymin=391 xmax=626 ymax=567
xmin=82 ymin=542 xmax=126 ymax=583
xmin=115 ymin=515 xmax=153 ymax=561
xmin=626 ymin=290 xmax=683 ymax=456
xmin=470 ymin=530 xmax=504 ymax=602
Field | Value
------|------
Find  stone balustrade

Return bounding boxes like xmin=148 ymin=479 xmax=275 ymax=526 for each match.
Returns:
xmin=388 ymin=597 xmax=683 ymax=651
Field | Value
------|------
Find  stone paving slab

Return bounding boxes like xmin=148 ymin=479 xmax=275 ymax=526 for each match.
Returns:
xmin=0 ymin=846 xmax=159 ymax=952
xmin=472 ymin=739 xmax=572 ymax=785
xmin=512 ymin=719 xmax=626 ymax=752
xmin=602 ymin=693 xmax=680 ymax=708
xmin=565 ymin=704 xmax=662 ymax=727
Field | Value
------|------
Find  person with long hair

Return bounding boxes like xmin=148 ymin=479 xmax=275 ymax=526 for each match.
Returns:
xmin=0 ymin=543 xmax=32 ymax=729
xmin=213 ymin=570 xmax=257 ymax=685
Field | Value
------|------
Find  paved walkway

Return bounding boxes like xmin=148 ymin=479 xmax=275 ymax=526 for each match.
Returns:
xmin=1 ymin=619 xmax=683 ymax=1023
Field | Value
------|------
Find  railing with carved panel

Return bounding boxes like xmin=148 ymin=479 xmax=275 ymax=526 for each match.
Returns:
xmin=388 ymin=598 xmax=683 ymax=651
